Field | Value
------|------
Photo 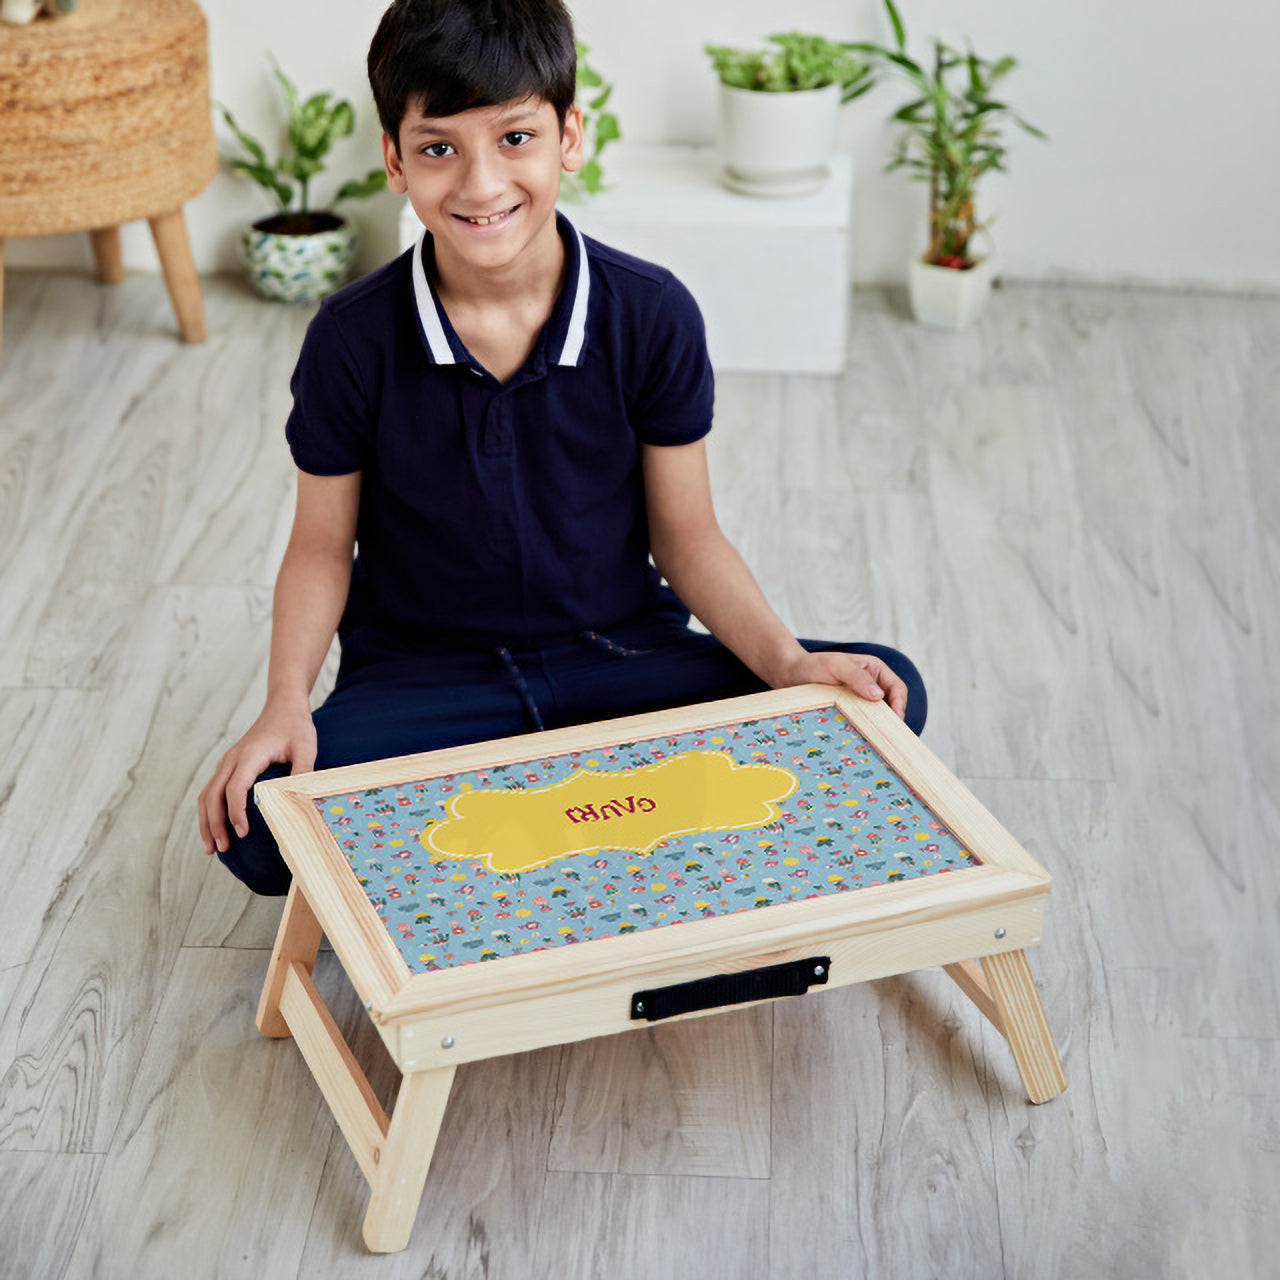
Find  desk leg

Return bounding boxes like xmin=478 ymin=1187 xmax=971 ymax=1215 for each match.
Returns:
xmin=363 ymin=1064 xmax=457 ymax=1253
xmin=946 ymin=950 xmax=1067 ymax=1105
xmin=257 ymin=881 xmax=323 ymax=1038
xmin=89 ymin=227 xmax=125 ymax=284
xmin=0 ymin=238 xmax=5 ymax=360
xmin=147 ymin=208 xmax=207 ymax=343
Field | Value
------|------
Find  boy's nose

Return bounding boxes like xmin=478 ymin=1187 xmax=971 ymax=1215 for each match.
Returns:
xmin=457 ymin=153 xmax=507 ymax=206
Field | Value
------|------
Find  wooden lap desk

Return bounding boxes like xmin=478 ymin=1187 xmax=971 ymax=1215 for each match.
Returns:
xmin=255 ymin=685 xmax=1067 ymax=1253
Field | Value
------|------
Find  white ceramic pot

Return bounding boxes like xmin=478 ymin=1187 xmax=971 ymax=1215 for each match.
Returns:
xmin=1 ymin=0 xmax=43 ymax=23
xmin=716 ymin=82 xmax=840 ymax=197
xmin=907 ymin=255 xmax=996 ymax=330
xmin=240 ymin=213 xmax=357 ymax=304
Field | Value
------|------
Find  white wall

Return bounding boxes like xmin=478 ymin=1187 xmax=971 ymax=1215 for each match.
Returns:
xmin=8 ymin=0 xmax=1277 ymax=290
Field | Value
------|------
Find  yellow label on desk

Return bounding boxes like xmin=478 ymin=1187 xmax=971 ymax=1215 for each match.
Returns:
xmin=424 ymin=750 xmax=798 ymax=873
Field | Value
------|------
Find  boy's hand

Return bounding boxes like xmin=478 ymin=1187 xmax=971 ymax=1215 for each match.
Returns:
xmin=774 ymin=649 xmax=908 ymax=720
xmin=197 ymin=699 xmax=318 ymax=856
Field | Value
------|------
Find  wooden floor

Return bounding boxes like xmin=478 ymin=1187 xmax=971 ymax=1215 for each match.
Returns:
xmin=1 ymin=267 xmax=1276 ymax=1279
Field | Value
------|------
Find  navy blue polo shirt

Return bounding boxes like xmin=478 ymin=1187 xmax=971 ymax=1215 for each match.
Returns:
xmin=284 ymin=213 xmax=714 ymax=649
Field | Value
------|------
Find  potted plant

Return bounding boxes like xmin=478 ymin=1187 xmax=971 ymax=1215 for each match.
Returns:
xmin=219 ymin=60 xmax=387 ymax=303
xmin=704 ymin=32 xmax=873 ymax=197
xmin=559 ymin=40 xmax=621 ymax=200
xmin=1 ymin=0 xmax=75 ymax=22
xmin=851 ymin=0 xmax=1045 ymax=328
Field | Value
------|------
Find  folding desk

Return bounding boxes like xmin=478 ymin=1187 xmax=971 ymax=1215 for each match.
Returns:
xmin=255 ymin=685 xmax=1066 ymax=1252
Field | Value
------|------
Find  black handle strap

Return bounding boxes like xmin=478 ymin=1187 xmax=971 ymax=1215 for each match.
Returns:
xmin=630 ymin=956 xmax=831 ymax=1023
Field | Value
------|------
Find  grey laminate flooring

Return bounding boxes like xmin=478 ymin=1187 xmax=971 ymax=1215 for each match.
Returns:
xmin=0 ymin=268 xmax=1275 ymax=1279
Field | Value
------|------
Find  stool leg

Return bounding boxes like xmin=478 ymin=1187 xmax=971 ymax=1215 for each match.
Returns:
xmin=147 ymin=208 xmax=207 ymax=343
xmin=89 ymin=226 xmax=125 ymax=284
xmin=978 ymin=949 xmax=1067 ymax=1105
xmin=257 ymin=880 xmax=323 ymax=1038
xmin=362 ymin=1064 xmax=457 ymax=1253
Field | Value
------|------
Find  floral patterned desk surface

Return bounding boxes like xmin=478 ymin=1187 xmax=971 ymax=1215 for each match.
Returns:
xmin=313 ymin=706 xmax=977 ymax=973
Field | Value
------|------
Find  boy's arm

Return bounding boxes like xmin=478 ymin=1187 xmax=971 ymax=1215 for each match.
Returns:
xmin=198 ymin=468 xmax=361 ymax=855
xmin=643 ymin=440 xmax=907 ymax=717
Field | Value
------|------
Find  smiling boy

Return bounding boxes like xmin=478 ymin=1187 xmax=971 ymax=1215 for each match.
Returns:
xmin=198 ymin=0 xmax=926 ymax=895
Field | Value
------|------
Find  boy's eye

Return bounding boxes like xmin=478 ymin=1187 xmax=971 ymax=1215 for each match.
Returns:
xmin=501 ymin=131 xmax=532 ymax=147
xmin=422 ymin=142 xmax=454 ymax=158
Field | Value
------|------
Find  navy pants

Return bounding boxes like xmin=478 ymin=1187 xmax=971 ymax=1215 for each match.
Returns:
xmin=218 ymin=615 xmax=927 ymax=895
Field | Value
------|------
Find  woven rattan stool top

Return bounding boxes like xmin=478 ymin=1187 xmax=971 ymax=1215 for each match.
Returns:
xmin=0 ymin=0 xmax=216 ymax=237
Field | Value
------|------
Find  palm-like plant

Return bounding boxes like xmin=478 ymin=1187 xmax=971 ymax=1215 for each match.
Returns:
xmin=852 ymin=0 xmax=1044 ymax=267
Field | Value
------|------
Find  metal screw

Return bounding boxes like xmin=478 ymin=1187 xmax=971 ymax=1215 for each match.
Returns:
xmin=814 ymin=965 xmax=825 ymax=977
xmin=994 ymin=927 xmax=1006 ymax=939
xmin=441 ymin=1035 xmax=455 ymax=1050
xmin=635 ymin=1001 xmax=645 ymax=1014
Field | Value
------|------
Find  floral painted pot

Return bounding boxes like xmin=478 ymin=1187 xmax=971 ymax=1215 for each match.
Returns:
xmin=240 ymin=212 xmax=357 ymax=304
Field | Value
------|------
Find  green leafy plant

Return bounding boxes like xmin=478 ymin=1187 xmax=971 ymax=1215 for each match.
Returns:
xmin=850 ymin=0 xmax=1044 ymax=268
xmin=704 ymin=32 xmax=873 ymax=102
xmin=562 ymin=40 xmax=621 ymax=198
xmin=219 ymin=59 xmax=387 ymax=232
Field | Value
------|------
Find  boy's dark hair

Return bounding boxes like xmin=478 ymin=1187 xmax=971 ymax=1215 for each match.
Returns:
xmin=369 ymin=0 xmax=577 ymax=151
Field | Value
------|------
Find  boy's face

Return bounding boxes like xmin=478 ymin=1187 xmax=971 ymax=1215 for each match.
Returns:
xmin=384 ymin=95 xmax=583 ymax=280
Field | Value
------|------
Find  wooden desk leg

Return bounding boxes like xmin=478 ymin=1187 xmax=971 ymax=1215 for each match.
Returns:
xmin=946 ymin=950 xmax=1067 ymax=1105
xmin=147 ymin=208 xmax=207 ymax=344
xmin=363 ymin=1063 xmax=457 ymax=1253
xmin=257 ymin=880 xmax=323 ymax=1038
xmin=1 ymin=237 xmax=5 ymax=361
xmin=89 ymin=226 xmax=125 ymax=284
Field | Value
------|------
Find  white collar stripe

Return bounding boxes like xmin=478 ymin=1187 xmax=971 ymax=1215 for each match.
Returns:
xmin=555 ymin=222 xmax=590 ymax=367
xmin=412 ymin=229 xmax=455 ymax=364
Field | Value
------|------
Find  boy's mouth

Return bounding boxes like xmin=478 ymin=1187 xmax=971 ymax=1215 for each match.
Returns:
xmin=455 ymin=204 xmax=520 ymax=227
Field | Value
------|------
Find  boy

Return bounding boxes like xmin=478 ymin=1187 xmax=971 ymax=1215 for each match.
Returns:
xmin=198 ymin=0 xmax=926 ymax=895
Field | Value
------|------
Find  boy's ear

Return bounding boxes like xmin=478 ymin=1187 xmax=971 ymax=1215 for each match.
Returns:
xmin=559 ymin=105 xmax=584 ymax=174
xmin=382 ymin=131 xmax=408 ymax=194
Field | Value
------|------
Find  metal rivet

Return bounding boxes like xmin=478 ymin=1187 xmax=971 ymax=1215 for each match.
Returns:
xmin=814 ymin=965 xmax=825 ymax=977
xmin=441 ymin=1035 xmax=456 ymax=1050
xmin=994 ymin=927 xmax=1007 ymax=939
xmin=635 ymin=1001 xmax=644 ymax=1013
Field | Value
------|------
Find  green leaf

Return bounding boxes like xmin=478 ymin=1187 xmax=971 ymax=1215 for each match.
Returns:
xmin=334 ymin=169 xmax=388 ymax=203
xmin=330 ymin=100 xmax=355 ymax=139
xmin=587 ymin=84 xmax=613 ymax=112
xmin=884 ymin=0 xmax=907 ymax=51
xmin=578 ymin=158 xmax=603 ymax=193
xmin=219 ymin=106 xmax=269 ymax=167
xmin=594 ymin=112 xmax=620 ymax=145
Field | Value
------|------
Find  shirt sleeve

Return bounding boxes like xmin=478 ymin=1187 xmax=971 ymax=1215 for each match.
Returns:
xmin=284 ymin=303 xmax=373 ymax=475
xmin=629 ymin=272 xmax=715 ymax=446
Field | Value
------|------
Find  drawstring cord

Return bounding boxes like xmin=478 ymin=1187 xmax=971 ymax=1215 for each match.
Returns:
xmin=495 ymin=631 xmax=653 ymax=732
xmin=577 ymin=629 xmax=652 ymax=658
xmin=495 ymin=646 xmax=545 ymax=731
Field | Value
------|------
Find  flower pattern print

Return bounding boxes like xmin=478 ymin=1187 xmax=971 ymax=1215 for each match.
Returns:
xmin=312 ymin=707 xmax=978 ymax=972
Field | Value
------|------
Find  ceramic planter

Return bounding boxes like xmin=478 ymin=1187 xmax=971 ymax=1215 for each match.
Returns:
xmin=716 ymin=82 xmax=841 ymax=197
xmin=908 ymin=255 xmax=996 ymax=329
xmin=1 ymin=0 xmax=74 ymax=20
xmin=1 ymin=0 xmax=42 ymax=21
xmin=240 ymin=212 xmax=357 ymax=303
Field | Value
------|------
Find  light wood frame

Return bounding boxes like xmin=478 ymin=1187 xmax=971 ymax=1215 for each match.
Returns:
xmin=254 ymin=684 xmax=1066 ymax=1253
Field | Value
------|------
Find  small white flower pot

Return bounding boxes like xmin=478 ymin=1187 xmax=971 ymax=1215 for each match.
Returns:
xmin=908 ymin=255 xmax=996 ymax=330
xmin=1 ymin=0 xmax=43 ymax=23
xmin=240 ymin=213 xmax=357 ymax=304
xmin=716 ymin=82 xmax=841 ymax=197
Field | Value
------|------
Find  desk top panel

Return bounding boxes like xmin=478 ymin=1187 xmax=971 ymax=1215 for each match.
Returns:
xmin=311 ymin=704 xmax=977 ymax=973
